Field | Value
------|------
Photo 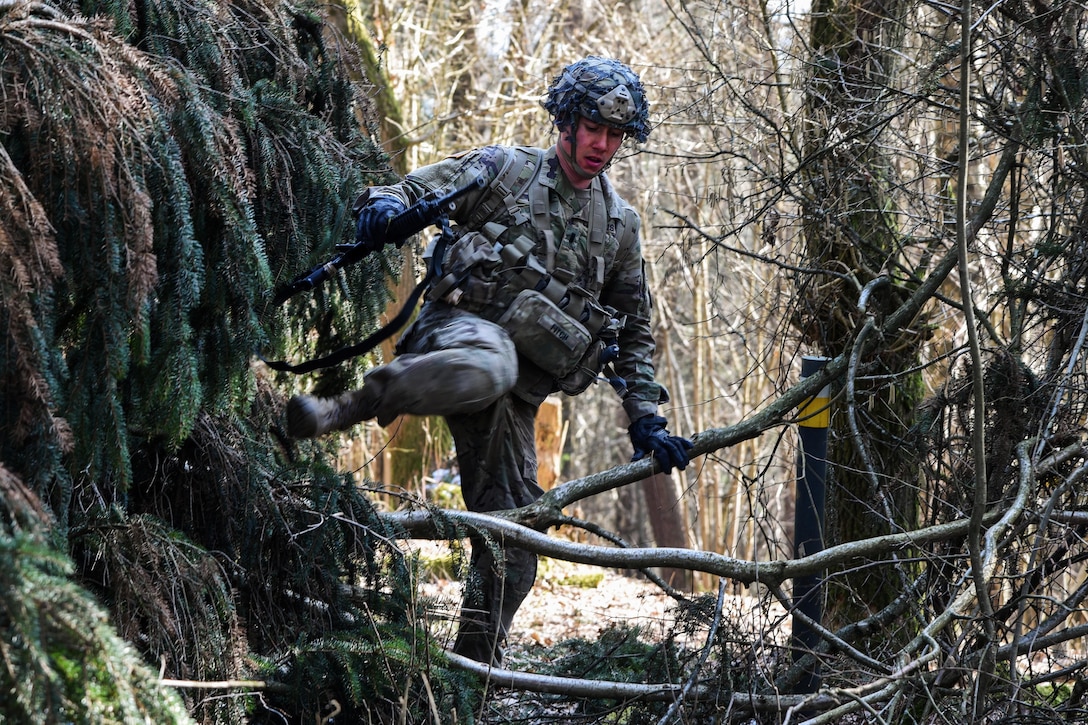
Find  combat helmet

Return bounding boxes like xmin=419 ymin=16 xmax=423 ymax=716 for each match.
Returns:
xmin=543 ymin=57 xmax=650 ymax=143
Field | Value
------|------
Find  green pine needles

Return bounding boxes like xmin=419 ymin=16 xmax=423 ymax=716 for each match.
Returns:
xmin=0 ymin=471 xmax=193 ymax=724
xmin=3 ymin=0 xmax=394 ymax=491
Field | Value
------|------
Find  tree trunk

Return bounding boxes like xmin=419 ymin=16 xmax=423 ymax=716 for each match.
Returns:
xmin=641 ymin=472 xmax=691 ymax=590
xmin=798 ymin=0 xmax=925 ymax=623
xmin=535 ymin=396 xmax=565 ymax=492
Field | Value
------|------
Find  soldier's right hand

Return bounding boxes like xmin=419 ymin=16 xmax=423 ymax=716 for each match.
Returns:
xmin=355 ymin=196 xmax=407 ymax=250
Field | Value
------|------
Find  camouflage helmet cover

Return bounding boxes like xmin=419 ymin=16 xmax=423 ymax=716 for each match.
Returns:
xmin=543 ymin=56 xmax=650 ymax=143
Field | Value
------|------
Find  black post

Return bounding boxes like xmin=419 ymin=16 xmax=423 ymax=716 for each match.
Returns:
xmin=792 ymin=355 xmax=829 ymax=693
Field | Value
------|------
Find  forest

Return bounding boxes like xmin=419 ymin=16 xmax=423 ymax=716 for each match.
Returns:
xmin=2 ymin=0 xmax=1088 ymax=720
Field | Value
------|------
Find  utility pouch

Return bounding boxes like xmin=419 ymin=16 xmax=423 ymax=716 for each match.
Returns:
xmin=497 ymin=289 xmax=591 ymax=379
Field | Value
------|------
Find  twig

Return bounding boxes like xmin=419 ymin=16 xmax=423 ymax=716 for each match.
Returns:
xmin=160 ymin=678 xmax=288 ymax=692
xmin=766 ymin=582 xmax=892 ymax=675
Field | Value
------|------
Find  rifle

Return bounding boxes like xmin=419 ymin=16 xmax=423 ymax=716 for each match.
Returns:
xmin=272 ymin=176 xmax=485 ymax=307
xmin=263 ymin=176 xmax=485 ymax=374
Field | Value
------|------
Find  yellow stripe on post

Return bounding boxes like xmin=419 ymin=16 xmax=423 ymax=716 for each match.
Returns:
xmin=798 ymin=385 xmax=830 ymax=428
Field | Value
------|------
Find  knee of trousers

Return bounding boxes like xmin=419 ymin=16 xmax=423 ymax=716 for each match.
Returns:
xmin=367 ymin=333 xmax=518 ymax=418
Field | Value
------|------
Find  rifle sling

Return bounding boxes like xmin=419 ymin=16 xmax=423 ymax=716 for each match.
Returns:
xmin=262 ymin=233 xmax=449 ymax=374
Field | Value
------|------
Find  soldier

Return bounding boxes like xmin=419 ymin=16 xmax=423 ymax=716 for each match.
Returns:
xmin=287 ymin=56 xmax=693 ymax=666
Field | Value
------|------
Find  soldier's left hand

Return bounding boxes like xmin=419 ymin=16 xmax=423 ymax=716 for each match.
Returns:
xmin=628 ymin=414 xmax=693 ymax=474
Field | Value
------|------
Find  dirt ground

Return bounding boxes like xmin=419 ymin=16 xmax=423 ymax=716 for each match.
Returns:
xmin=419 ymin=556 xmax=681 ymax=654
xmin=414 ymin=547 xmax=793 ymax=722
xmin=414 ymin=543 xmax=788 ymax=659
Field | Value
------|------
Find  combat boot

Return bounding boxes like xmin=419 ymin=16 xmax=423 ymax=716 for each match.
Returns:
xmin=286 ymin=389 xmax=376 ymax=438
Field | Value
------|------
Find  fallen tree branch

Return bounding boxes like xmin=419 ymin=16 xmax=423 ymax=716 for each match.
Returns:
xmin=380 ymin=504 xmax=1004 ymax=586
xmin=378 ymin=440 xmax=1086 ymax=587
xmin=445 ymin=650 xmax=691 ymax=701
xmin=444 ymin=651 xmax=853 ymax=713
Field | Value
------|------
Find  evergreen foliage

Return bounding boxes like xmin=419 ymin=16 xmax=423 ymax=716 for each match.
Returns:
xmin=536 ymin=625 xmax=682 ymax=722
xmin=0 ymin=0 xmax=478 ymax=721
xmin=0 ymin=467 xmax=193 ymax=723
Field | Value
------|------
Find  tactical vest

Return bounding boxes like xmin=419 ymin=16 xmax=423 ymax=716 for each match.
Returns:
xmin=430 ymin=147 xmax=637 ymax=331
xmin=427 ymin=146 xmax=638 ymax=389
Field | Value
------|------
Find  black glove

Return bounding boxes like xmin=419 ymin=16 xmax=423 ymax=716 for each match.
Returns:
xmin=628 ymin=414 xmax=694 ymax=474
xmin=355 ymin=196 xmax=406 ymax=249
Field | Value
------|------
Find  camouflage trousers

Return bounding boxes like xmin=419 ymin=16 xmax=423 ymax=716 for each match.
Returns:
xmin=371 ymin=302 xmax=546 ymax=665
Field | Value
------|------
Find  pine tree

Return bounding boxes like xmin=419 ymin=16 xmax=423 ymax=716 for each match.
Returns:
xmin=1 ymin=0 xmax=476 ymax=720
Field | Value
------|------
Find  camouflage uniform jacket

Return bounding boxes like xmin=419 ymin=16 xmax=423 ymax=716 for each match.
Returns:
xmin=363 ymin=144 xmax=663 ymax=422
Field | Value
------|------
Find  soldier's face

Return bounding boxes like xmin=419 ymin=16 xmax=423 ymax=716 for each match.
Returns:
xmin=558 ymin=118 xmax=625 ymax=187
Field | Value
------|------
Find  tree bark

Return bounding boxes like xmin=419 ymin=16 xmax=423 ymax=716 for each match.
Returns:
xmin=798 ymin=0 xmax=925 ymax=623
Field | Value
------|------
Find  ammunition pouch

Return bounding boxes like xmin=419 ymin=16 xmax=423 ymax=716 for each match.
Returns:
xmin=494 ymin=288 xmax=621 ymax=395
xmin=427 ymin=231 xmax=503 ymax=310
